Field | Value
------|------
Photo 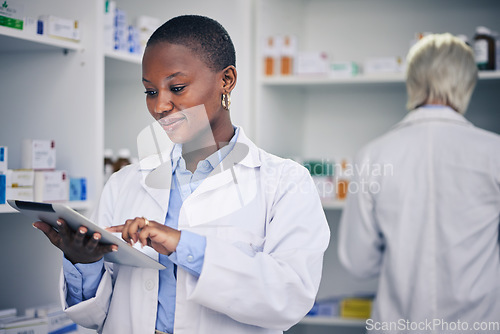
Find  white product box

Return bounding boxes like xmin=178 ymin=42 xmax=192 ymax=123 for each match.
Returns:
xmin=38 ymin=15 xmax=80 ymax=41
xmin=364 ymin=57 xmax=404 ymax=74
xmin=0 ymin=0 xmax=24 ymax=30
xmin=34 ymin=170 xmax=69 ymax=202
xmin=0 ymin=309 xmax=16 ymax=321
xmin=25 ymin=304 xmax=77 ymax=334
xmin=295 ymin=52 xmax=329 ymax=75
xmin=136 ymin=15 xmax=160 ymax=53
xmin=330 ymin=61 xmax=359 ymax=78
xmin=5 ymin=169 xmax=34 ymax=187
xmin=0 ymin=316 xmax=48 ymax=334
xmin=0 ymin=146 xmax=6 ymax=173
xmin=22 ymin=139 xmax=56 ymax=170
xmin=6 ymin=187 xmax=34 ymax=201
xmin=23 ymin=16 xmax=37 ymax=35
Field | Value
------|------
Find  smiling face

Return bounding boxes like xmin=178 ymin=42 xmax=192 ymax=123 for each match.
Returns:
xmin=142 ymin=42 xmax=232 ymax=146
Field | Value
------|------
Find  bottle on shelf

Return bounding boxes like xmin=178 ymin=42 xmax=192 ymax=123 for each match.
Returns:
xmin=336 ymin=159 xmax=351 ymax=201
xmin=280 ymin=35 xmax=296 ymax=76
xmin=113 ymin=148 xmax=131 ymax=172
xmin=103 ymin=148 xmax=114 ymax=184
xmin=263 ymin=36 xmax=277 ymax=76
xmin=473 ymin=26 xmax=496 ymax=71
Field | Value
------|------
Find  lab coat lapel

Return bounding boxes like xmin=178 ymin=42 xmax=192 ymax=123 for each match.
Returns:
xmin=190 ymin=130 xmax=260 ymax=196
xmin=140 ymin=168 xmax=172 ymax=214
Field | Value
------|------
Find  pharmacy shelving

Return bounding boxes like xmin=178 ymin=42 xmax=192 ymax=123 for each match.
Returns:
xmin=255 ymin=1 xmax=500 ymax=333
xmin=0 ymin=201 xmax=93 ymax=214
xmin=299 ymin=316 xmax=366 ymax=327
xmin=260 ymin=71 xmax=500 ymax=86
xmin=0 ymin=0 xmax=104 ymax=313
xmin=104 ymin=49 xmax=142 ymax=64
xmin=0 ymin=25 xmax=83 ymax=52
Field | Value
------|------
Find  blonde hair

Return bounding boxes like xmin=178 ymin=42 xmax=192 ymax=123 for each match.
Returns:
xmin=405 ymin=33 xmax=478 ymax=114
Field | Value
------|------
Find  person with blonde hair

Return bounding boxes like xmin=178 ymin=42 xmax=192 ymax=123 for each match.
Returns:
xmin=339 ymin=33 xmax=500 ymax=333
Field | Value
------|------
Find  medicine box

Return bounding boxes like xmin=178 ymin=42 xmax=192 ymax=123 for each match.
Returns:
xmin=5 ymin=169 xmax=34 ymax=187
xmin=0 ymin=316 xmax=48 ymax=334
xmin=6 ymin=187 xmax=34 ymax=202
xmin=0 ymin=0 xmax=24 ymax=30
xmin=34 ymin=171 xmax=69 ymax=202
xmin=330 ymin=61 xmax=359 ymax=78
xmin=136 ymin=15 xmax=161 ymax=53
xmin=38 ymin=15 xmax=80 ymax=42
xmin=69 ymin=177 xmax=87 ymax=201
xmin=22 ymin=139 xmax=56 ymax=170
xmin=295 ymin=52 xmax=329 ymax=75
xmin=0 ymin=147 xmax=7 ymax=173
xmin=0 ymin=174 xmax=5 ymax=204
xmin=363 ymin=57 xmax=404 ymax=74
xmin=25 ymin=304 xmax=77 ymax=334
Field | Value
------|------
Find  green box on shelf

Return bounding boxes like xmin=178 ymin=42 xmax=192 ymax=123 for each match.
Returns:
xmin=303 ymin=160 xmax=334 ymax=176
xmin=0 ymin=0 xmax=24 ymax=30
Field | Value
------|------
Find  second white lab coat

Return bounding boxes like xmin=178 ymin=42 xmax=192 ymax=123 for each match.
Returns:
xmin=60 ymin=128 xmax=330 ymax=334
xmin=338 ymin=106 xmax=500 ymax=333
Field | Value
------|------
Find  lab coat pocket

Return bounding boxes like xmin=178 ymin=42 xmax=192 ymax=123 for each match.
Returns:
xmin=216 ymin=227 xmax=265 ymax=257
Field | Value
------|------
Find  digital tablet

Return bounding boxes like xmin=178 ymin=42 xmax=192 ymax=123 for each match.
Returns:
xmin=8 ymin=200 xmax=165 ymax=270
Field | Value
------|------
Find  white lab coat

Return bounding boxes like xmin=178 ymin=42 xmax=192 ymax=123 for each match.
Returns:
xmin=60 ymin=128 xmax=330 ymax=334
xmin=338 ymin=106 xmax=500 ymax=333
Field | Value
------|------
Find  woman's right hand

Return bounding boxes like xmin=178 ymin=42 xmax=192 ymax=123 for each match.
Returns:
xmin=33 ymin=219 xmax=118 ymax=264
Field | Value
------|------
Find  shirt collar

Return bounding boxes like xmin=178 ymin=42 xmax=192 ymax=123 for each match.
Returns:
xmin=171 ymin=126 xmax=240 ymax=173
xmin=396 ymin=105 xmax=472 ymax=129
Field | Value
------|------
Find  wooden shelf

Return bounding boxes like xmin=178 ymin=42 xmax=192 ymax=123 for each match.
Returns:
xmin=0 ymin=25 xmax=83 ymax=53
xmin=0 ymin=201 xmax=92 ymax=214
xmin=299 ymin=316 xmax=366 ymax=327
xmin=260 ymin=71 xmax=500 ymax=86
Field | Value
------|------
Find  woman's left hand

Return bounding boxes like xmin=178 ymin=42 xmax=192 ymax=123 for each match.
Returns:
xmin=106 ymin=217 xmax=181 ymax=255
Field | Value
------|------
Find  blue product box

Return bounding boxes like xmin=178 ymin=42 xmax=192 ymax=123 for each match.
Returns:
xmin=0 ymin=174 xmax=5 ymax=204
xmin=69 ymin=177 xmax=87 ymax=201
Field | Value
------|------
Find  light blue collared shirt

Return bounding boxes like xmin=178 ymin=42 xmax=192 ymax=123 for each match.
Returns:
xmin=63 ymin=127 xmax=240 ymax=333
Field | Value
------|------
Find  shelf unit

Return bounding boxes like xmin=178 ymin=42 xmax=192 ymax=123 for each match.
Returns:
xmin=255 ymin=1 xmax=500 ymax=333
xmin=0 ymin=25 xmax=83 ymax=52
xmin=0 ymin=201 xmax=92 ymax=214
xmin=299 ymin=316 xmax=365 ymax=327
xmin=104 ymin=49 xmax=141 ymax=64
xmin=260 ymin=70 xmax=500 ymax=86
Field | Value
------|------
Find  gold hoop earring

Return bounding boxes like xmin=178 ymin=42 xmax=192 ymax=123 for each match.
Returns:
xmin=222 ymin=94 xmax=231 ymax=110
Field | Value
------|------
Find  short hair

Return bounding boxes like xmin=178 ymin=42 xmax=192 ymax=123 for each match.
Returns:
xmin=405 ymin=33 xmax=478 ymax=114
xmin=146 ymin=15 xmax=236 ymax=72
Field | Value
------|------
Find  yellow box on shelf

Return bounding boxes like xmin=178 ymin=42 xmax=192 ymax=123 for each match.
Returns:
xmin=340 ymin=297 xmax=373 ymax=319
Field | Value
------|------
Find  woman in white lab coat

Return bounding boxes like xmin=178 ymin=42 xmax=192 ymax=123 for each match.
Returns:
xmin=338 ymin=33 xmax=500 ymax=333
xmin=34 ymin=15 xmax=330 ymax=334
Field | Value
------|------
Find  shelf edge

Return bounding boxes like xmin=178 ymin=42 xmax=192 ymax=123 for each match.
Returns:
xmin=300 ymin=316 xmax=367 ymax=327
xmin=0 ymin=26 xmax=83 ymax=51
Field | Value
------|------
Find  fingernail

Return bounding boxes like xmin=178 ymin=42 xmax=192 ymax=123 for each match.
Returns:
xmin=32 ymin=223 xmax=38 ymax=230
xmin=56 ymin=220 xmax=62 ymax=226
xmin=93 ymin=234 xmax=99 ymax=240
xmin=112 ymin=246 xmax=118 ymax=252
xmin=79 ymin=227 xmax=85 ymax=234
